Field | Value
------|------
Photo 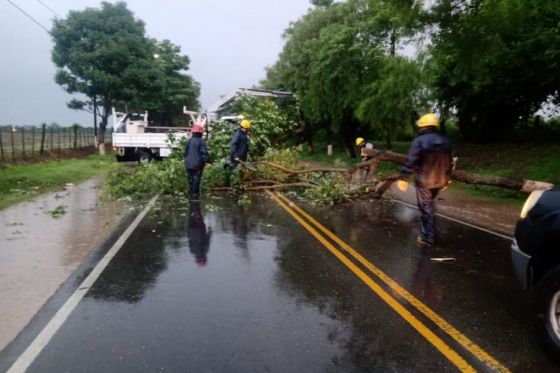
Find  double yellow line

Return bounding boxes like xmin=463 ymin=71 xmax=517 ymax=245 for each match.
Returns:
xmin=267 ymin=190 xmax=509 ymax=373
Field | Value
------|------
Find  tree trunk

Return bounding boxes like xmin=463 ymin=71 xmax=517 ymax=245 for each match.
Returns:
xmin=326 ymin=126 xmax=333 ymax=156
xmin=358 ymin=148 xmax=554 ymax=193
xmin=98 ymin=108 xmax=109 ymax=155
xmin=390 ymin=28 xmax=396 ymax=57
xmin=93 ymin=98 xmax=98 ymax=147
xmin=385 ymin=132 xmax=392 ymax=150
xmin=341 ymin=108 xmax=357 ymax=159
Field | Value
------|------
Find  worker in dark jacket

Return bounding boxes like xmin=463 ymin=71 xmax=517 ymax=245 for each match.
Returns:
xmin=397 ymin=113 xmax=452 ymax=247
xmin=230 ymin=119 xmax=251 ymax=168
xmin=184 ymin=124 xmax=210 ymax=200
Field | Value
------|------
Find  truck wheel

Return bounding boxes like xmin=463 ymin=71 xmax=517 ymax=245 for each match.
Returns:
xmin=137 ymin=151 xmax=152 ymax=164
xmin=538 ymin=270 xmax=560 ymax=358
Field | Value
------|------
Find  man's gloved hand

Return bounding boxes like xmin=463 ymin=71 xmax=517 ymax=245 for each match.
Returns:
xmin=396 ymin=180 xmax=409 ymax=192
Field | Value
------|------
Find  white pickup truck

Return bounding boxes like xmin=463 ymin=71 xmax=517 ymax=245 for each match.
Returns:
xmin=112 ymin=108 xmax=205 ymax=163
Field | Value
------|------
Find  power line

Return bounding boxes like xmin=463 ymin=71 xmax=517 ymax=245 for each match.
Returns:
xmin=36 ymin=0 xmax=60 ymax=17
xmin=4 ymin=0 xmax=51 ymax=35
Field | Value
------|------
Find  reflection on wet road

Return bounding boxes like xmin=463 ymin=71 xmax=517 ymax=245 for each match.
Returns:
xmin=3 ymin=193 xmax=559 ymax=372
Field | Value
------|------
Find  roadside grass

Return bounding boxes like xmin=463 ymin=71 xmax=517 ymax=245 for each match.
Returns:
xmin=298 ymin=145 xmax=354 ymax=167
xmin=0 ymin=154 xmax=114 ymax=210
xmin=298 ymin=137 xmax=559 ymax=204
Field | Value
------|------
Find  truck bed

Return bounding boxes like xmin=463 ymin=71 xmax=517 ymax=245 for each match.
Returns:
xmin=112 ymin=132 xmax=190 ymax=148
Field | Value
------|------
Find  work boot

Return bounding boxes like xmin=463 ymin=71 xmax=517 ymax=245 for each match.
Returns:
xmin=416 ymin=235 xmax=433 ymax=247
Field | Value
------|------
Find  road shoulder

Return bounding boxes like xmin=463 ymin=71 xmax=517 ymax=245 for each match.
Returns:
xmin=0 ymin=176 xmax=127 ymax=351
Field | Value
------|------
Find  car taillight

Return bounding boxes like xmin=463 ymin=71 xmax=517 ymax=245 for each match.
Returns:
xmin=520 ymin=190 xmax=545 ymax=219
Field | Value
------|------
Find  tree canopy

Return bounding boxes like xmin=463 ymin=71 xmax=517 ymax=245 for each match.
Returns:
xmin=263 ymin=0 xmax=425 ymax=150
xmin=428 ymin=0 xmax=560 ymax=140
xmin=51 ymin=1 xmax=200 ymax=150
xmin=263 ymin=0 xmax=560 ymax=144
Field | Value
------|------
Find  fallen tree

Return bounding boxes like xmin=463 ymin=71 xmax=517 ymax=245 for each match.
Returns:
xmin=253 ymin=161 xmax=348 ymax=175
xmin=105 ymin=143 xmax=553 ymax=206
xmin=358 ymin=148 xmax=554 ymax=193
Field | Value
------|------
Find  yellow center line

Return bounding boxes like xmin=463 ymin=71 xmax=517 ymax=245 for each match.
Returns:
xmin=266 ymin=190 xmax=476 ymax=372
xmin=274 ymin=192 xmax=509 ymax=373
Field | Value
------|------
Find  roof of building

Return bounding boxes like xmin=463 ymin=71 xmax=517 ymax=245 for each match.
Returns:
xmin=207 ymin=88 xmax=293 ymax=115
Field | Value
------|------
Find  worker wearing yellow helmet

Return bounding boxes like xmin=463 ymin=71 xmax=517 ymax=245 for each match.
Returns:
xmin=355 ymin=137 xmax=376 ymax=182
xmin=230 ymin=118 xmax=251 ymax=168
xmin=355 ymin=137 xmax=374 ymax=160
xmin=396 ymin=113 xmax=453 ymax=247
xmin=240 ymin=119 xmax=251 ymax=130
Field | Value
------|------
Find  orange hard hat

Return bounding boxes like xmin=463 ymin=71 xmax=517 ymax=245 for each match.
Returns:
xmin=192 ymin=124 xmax=204 ymax=133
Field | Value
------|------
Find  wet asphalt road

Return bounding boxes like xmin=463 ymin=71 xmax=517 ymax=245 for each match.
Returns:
xmin=1 ymin=193 xmax=559 ymax=372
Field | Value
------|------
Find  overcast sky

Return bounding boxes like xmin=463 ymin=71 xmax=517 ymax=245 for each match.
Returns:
xmin=0 ymin=0 xmax=311 ymax=126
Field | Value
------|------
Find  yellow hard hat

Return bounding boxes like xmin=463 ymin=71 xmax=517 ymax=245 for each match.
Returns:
xmin=417 ymin=113 xmax=440 ymax=128
xmin=355 ymin=137 xmax=365 ymax=146
xmin=240 ymin=119 xmax=251 ymax=129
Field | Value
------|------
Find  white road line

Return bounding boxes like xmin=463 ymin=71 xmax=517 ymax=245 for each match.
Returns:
xmin=388 ymin=198 xmax=513 ymax=241
xmin=7 ymin=195 xmax=159 ymax=373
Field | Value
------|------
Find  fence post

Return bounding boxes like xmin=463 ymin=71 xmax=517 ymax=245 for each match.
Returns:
xmin=40 ymin=123 xmax=46 ymax=154
xmin=58 ymin=128 xmax=61 ymax=154
xmin=0 ymin=129 xmax=5 ymax=163
xmin=21 ymin=127 xmax=26 ymax=159
xmin=31 ymin=126 xmax=36 ymax=157
xmin=10 ymin=127 xmax=15 ymax=161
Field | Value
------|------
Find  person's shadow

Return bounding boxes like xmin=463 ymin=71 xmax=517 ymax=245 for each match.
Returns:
xmin=187 ymin=202 xmax=212 ymax=267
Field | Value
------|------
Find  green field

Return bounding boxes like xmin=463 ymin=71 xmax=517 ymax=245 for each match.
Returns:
xmin=0 ymin=154 xmax=114 ymax=210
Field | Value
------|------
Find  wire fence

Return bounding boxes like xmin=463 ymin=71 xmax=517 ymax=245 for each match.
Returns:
xmin=0 ymin=124 xmax=113 ymax=163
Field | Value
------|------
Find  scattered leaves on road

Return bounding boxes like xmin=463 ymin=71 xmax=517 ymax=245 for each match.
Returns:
xmin=46 ymin=205 xmax=67 ymax=219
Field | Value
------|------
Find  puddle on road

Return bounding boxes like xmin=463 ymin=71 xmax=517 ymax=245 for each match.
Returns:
xmin=0 ymin=176 xmax=126 ymax=351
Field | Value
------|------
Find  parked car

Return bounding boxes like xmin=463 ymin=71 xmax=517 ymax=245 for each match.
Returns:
xmin=512 ymin=188 xmax=560 ymax=355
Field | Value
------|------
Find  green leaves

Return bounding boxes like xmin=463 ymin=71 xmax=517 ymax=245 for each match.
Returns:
xmin=428 ymin=0 xmax=560 ymax=140
xmin=357 ymin=56 xmax=425 ymax=144
xmin=232 ymin=95 xmax=298 ymax=158
xmin=51 ymin=2 xmax=200 ymax=128
xmin=262 ymin=0 xmax=426 ymax=147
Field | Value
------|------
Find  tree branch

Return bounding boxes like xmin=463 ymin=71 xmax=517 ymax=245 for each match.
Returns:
xmin=244 ymin=182 xmax=318 ymax=191
xmin=254 ymin=161 xmax=348 ymax=174
xmin=358 ymin=148 xmax=554 ymax=193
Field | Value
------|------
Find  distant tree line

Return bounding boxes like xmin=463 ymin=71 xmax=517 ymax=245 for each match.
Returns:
xmin=50 ymin=1 xmax=200 ymax=154
xmin=261 ymin=0 xmax=560 ymax=152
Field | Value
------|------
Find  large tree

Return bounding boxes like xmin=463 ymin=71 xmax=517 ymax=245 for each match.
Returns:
xmin=134 ymin=39 xmax=200 ymax=125
xmin=428 ymin=0 xmax=560 ymax=141
xmin=262 ymin=0 xmax=427 ymax=152
xmin=51 ymin=2 xmax=165 ymax=153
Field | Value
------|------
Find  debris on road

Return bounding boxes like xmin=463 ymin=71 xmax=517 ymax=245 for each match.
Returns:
xmin=430 ymin=257 xmax=456 ymax=263
xmin=46 ymin=205 xmax=67 ymax=219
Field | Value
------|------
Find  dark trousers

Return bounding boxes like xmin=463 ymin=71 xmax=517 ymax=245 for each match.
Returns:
xmin=416 ymin=187 xmax=440 ymax=244
xmin=187 ymin=168 xmax=203 ymax=199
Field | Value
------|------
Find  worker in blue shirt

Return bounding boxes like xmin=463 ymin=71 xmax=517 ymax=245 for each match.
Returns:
xmin=397 ymin=113 xmax=453 ymax=247
xmin=230 ymin=119 xmax=251 ymax=169
xmin=184 ymin=124 xmax=211 ymax=200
